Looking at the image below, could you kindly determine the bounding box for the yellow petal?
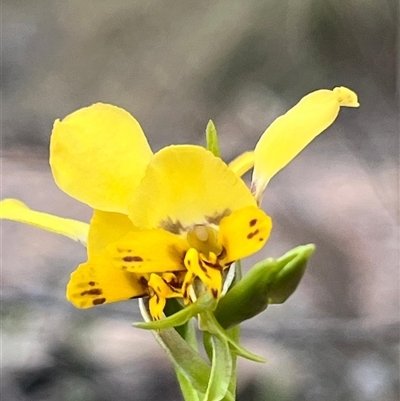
[184,248,223,298]
[67,209,147,308]
[107,229,189,274]
[87,209,135,259]
[0,199,89,245]
[218,206,272,263]
[129,145,256,230]
[149,293,166,320]
[252,87,359,199]
[228,151,255,177]
[148,272,183,320]
[66,259,147,309]
[50,103,153,213]
[148,273,182,298]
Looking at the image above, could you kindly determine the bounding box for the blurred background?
[1,0,398,400]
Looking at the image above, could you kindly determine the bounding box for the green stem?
[226,260,242,399]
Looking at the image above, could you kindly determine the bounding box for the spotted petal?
[67,210,146,308]
[218,206,272,263]
[50,103,153,213]
[67,259,147,308]
[129,145,256,230]
[107,229,189,274]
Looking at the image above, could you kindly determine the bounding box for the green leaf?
[175,368,202,401]
[204,335,233,401]
[164,298,198,349]
[138,299,211,395]
[133,293,216,330]
[268,244,315,304]
[203,331,213,362]
[206,120,221,157]
[201,311,265,363]
[226,325,240,397]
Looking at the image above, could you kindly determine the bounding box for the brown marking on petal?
[199,264,208,273]
[218,247,227,259]
[259,237,264,242]
[201,259,221,269]
[211,288,219,298]
[81,288,102,296]
[123,255,143,262]
[88,281,96,286]
[247,229,260,239]
[205,209,231,225]
[249,219,257,227]
[160,217,186,234]
[93,298,106,305]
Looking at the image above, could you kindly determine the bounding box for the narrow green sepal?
[200,311,265,363]
[206,120,221,157]
[204,335,232,401]
[268,244,315,304]
[133,293,216,330]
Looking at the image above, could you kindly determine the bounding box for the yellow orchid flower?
[1,86,358,320]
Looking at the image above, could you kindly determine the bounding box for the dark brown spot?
[81,288,102,296]
[140,277,148,286]
[123,256,143,262]
[88,281,96,286]
[247,229,260,239]
[199,264,208,273]
[156,286,161,292]
[218,247,227,259]
[202,259,220,269]
[211,288,218,298]
[259,237,264,242]
[93,298,106,305]
[249,219,257,227]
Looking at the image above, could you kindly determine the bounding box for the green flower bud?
[214,258,278,329]
[268,244,315,304]
[214,244,315,328]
